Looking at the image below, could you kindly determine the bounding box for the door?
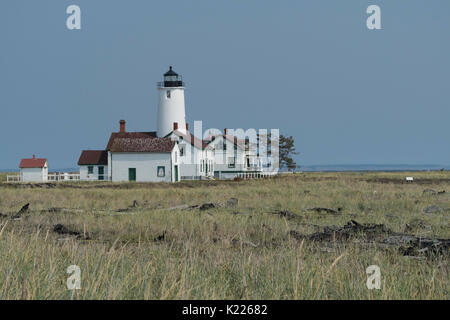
[128,168,136,181]
[98,166,104,180]
[174,165,179,182]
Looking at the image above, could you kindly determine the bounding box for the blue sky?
[1,0,449,169]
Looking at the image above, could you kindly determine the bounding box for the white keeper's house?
[78,67,271,182]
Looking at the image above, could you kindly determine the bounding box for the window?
[166,90,171,99]
[157,166,165,177]
[223,141,227,150]
[88,166,94,174]
[180,145,185,157]
[228,157,236,168]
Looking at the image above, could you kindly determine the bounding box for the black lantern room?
[162,66,184,87]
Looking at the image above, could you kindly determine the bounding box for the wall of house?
[79,165,108,181]
[176,140,200,178]
[171,145,180,182]
[211,136,247,174]
[108,151,112,179]
[21,167,45,182]
[204,149,215,176]
[110,152,176,182]
[168,134,214,180]
[43,166,48,182]
[214,171,243,180]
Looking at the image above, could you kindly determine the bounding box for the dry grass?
[0,172,449,299]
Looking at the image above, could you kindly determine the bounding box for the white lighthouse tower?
[157,66,187,137]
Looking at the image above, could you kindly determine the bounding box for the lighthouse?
[157,66,187,137]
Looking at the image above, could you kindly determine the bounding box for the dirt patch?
[272,210,300,220]
[167,198,239,211]
[53,224,90,240]
[423,189,446,195]
[289,220,449,257]
[153,231,166,242]
[367,178,450,185]
[306,207,341,214]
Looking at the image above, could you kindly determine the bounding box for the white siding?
[21,167,46,182]
[208,136,265,179]
[110,148,179,183]
[79,165,108,181]
[211,136,246,175]
[108,151,112,179]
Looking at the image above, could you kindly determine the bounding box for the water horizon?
[298,164,449,172]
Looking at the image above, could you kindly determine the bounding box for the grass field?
[0,172,448,299]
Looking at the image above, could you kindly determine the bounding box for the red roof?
[109,137,176,153]
[78,150,108,165]
[19,158,47,168]
[106,132,157,150]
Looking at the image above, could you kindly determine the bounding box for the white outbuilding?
[19,155,48,182]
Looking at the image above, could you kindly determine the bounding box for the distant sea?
[1,164,449,173]
[299,164,449,172]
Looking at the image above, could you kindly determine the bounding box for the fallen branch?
[289,220,449,257]
[305,207,341,214]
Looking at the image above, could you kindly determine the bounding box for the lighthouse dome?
[162,66,184,87]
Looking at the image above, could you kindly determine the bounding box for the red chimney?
[120,120,126,133]
[173,122,178,131]
[186,123,189,131]
[224,128,228,135]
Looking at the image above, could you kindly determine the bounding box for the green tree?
[279,135,298,171]
[255,133,299,172]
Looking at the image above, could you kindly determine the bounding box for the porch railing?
[6,173,81,183]
[6,175,21,183]
[48,173,81,181]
